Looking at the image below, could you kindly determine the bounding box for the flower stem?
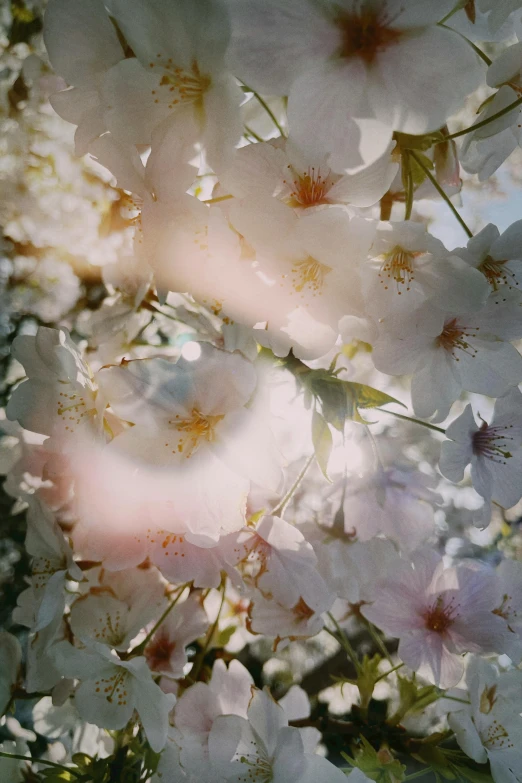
[130,583,190,656]
[381,408,446,434]
[189,577,227,682]
[439,23,492,66]
[409,150,473,238]
[326,612,361,673]
[0,752,82,778]
[441,95,522,141]
[242,83,286,137]
[244,124,264,142]
[271,453,315,517]
[202,194,234,204]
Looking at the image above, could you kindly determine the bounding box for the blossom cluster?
[1,1,522,782]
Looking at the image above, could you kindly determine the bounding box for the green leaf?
[312,410,333,480]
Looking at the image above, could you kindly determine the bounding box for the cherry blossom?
[372,298,522,421]
[229,0,483,171]
[449,656,522,783]
[51,640,176,752]
[362,550,508,687]
[102,0,242,166]
[44,0,124,155]
[208,688,347,782]
[440,388,522,518]
[454,221,522,299]
[145,592,209,677]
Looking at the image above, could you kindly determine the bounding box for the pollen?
[423,594,459,635]
[378,245,418,293]
[480,255,519,291]
[282,166,334,208]
[437,317,478,360]
[290,255,332,296]
[171,408,224,458]
[472,422,514,464]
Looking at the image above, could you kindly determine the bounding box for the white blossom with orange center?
[6,327,106,450]
[362,550,509,687]
[372,297,522,421]
[51,640,175,752]
[450,656,522,781]
[440,388,522,527]
[362,221,489,319]
[208,688,347,783]
[99,0,242,167]
[229,0,483,172]
[229,202,376,359]
[217,135,398,212]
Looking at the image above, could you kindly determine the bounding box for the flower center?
[292,597,315,621]
[169,408,224,458]
[480,255,518,291]
[422,595,457,635]
[485,720,513,750]
[336,8,402,64]
[472,421,514,464]
[146,631,177,671]
[378,246,418,293]
[239,748,273,783]
[289,255,332,295]
[148,57,211,110]
[437,318,478,359]
[479,684,498,714]
[282,166,334,208]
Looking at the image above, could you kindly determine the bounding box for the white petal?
[44,0,123,87]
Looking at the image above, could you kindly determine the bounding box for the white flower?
[20,497,83,635]
[477,0,522,32]
[440,389,522,518]
[449,656,522,783]
[98,342,282,491]
[228,0,483,171]
[6,327,105,448]
[229,203,376,359]
[219,135,398,211]
[230,515,332,612]
[492,558,522,663]
[248,591,329,646]
[0,632,22,716]
[44,0,124,154]
[372,297,522,421]
[145,592,209,677]
[173,659,254,781]
[101,0,242,166]
[51,640,176,752]
[208,688,346,782]
[362,550,508,687]
[8,255,81,323]
[362,221,489,319]
[454,222,522,303]
[69,589,158,652]
[341,466,441,551]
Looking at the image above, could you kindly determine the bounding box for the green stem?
[404,769,432,781]
[326,612,361,673]
[439,694,471,705]
[438,0,466,24]
[439,23,492,66]
[242,83,286,137]
[375,662,404,683]
[202,194,234,204]
[410,150,473,238]
[0,752,82,778]
[190,577,227,682]
[271,453,315,517]
[404,162,414,220]
[130,583,189,656]
[244,124,264,142]
[441,95,522,142]
[362,619,394,665]
[381,408,446,435]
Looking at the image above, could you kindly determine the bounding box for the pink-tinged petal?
[210,659,254,718]
[273,727,307,781]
